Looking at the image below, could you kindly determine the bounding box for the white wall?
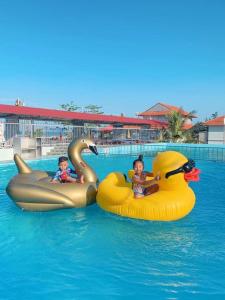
[199,132,208,143]
[143,115,167,122]
[208,126,225,144]
[41,146,54,156]
[0,148,14,161]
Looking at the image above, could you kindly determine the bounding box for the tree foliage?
[60,102,104,114]
[167,110,185,142]
[211,112,218,119]
[205,111,218,122]
[160,108,197,143]
[60,101,81,112]
[84,105,104,114]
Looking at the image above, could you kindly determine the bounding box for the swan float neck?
[68,138,98,183]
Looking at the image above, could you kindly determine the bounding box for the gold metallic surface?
[6,138,98,211]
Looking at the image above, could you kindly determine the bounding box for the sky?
[0,0,225,121]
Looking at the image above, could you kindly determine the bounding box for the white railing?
[1,122,225,161]
[0,122,160,148]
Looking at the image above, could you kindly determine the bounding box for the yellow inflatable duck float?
[6,138,98,211]
[97,151,200,221]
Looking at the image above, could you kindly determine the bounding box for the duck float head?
[97,151,200,221]
[153,151,200,191]
[6,137,98,211]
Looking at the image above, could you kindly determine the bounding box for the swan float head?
[80,138,98,155]
[68,137,98,183]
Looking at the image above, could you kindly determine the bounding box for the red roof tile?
[138,102,197,118]
[0,104,167,127]
[204,116,225,126]
[139,111,171,116]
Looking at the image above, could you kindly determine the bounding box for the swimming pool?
[0,155,225,299]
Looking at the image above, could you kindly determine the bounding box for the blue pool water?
[0,155,225,299]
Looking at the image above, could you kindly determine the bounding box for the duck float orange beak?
[184,168,200,182]
[165,159,200,182]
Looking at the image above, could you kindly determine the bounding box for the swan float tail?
[14,154,32,174]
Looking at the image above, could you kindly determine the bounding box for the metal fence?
[164,144,225,162]
[97,143,225,162]
[0,122,160,147]
[1,122,225,162]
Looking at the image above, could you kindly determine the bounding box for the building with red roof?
[138,102,197,130]
[204,116,225,126]
[0,103,169,147]
[0,103,166,129]
[204,115,225,144]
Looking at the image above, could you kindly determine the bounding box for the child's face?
[59,161,68,171]
[134,161,144,174]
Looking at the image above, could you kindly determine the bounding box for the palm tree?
[165,108,197,142]
[166,110,185,142]
[211,112,218,119]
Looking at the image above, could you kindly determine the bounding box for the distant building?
[138,102,197,129]
[0,103,168,142]
[204,116,225,144]
[0,103,166,128]
[0,121,5,144]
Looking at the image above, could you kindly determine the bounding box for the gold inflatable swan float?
[97,151,200,221]
[6,138,98,211]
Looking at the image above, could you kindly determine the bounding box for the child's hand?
[79,175,85,184]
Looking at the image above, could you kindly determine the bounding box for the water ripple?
[0,158,225,298]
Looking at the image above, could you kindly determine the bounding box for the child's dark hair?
[133,154,144,168]
[58,156,68,164]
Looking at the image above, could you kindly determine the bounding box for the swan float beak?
[89,144,98,155]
